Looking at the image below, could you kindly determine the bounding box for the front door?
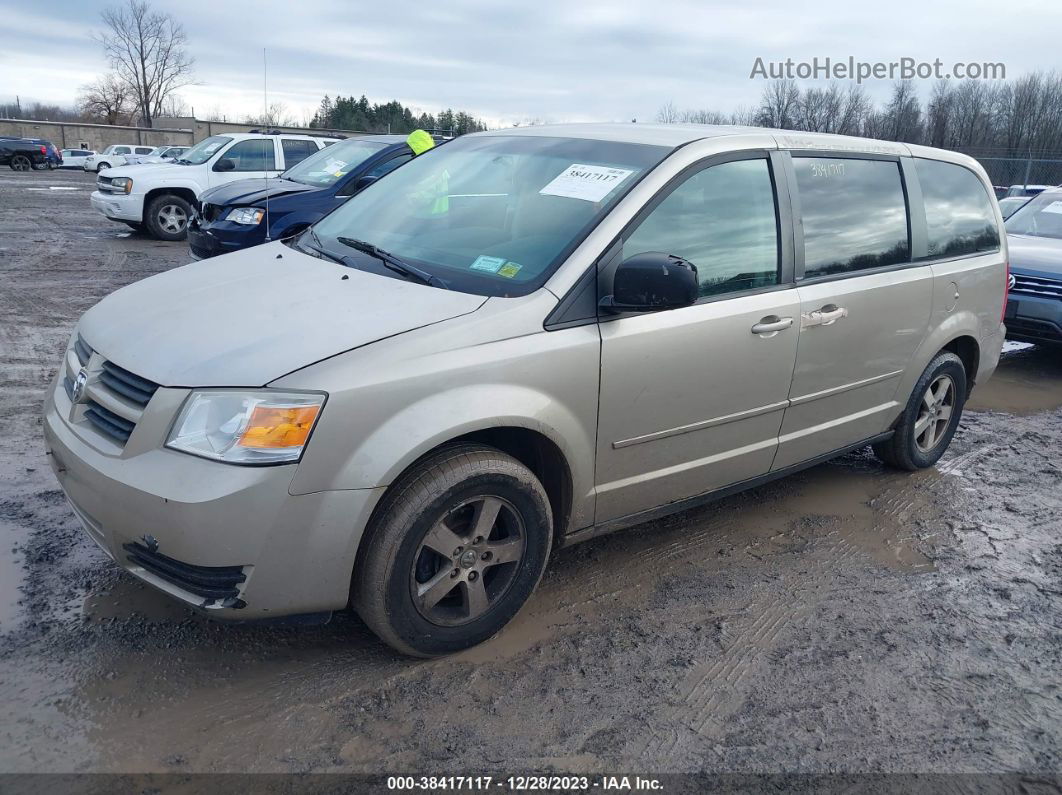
[596,155,799,523]
[208,138,282,189]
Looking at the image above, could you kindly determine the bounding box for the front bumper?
[187,214,263,259]
[90,190,144,223]
[1005,292,1062,345]
[42,363,383,619]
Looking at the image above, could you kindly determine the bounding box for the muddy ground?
[1,169,1061,778]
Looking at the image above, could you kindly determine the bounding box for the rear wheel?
[10,154,31,171]
[873,352,967,470]
[353,443,553,657]
[97,162,111,171]
[145,194,192,241]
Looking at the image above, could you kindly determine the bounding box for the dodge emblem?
[71,368,88,404]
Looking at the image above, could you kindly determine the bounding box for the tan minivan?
[44,124,1007,656]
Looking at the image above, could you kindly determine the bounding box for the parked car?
[123,145,189,166]
[60,149,97,168]
[1003,188,1062,345]
[0,136,61,170]
[998,195,1030,219]
[188,134,426,259]
[82,145,156,172]
[1005,184,1053,198]
[90,132,340,240]
[45,124,1006,656]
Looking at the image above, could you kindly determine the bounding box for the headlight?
[226,207,265,225]
[110,177,133,194]
[166,390,325,465]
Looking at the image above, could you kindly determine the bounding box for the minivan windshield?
[283,138,391,188]
[176,135,232,165]
[1005,190,1062,240]
[309,135,667,296]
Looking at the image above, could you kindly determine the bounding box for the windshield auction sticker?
[539,164,634,202]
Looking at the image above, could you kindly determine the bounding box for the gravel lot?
[1,168,1061,777]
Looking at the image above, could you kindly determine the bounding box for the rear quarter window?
[915,159,1000,258]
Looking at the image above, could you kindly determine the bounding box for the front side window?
[178,136,232,165]
[623,158,779,297]
[795,157,910,277]
[1006,190,1062,241]
[310,135,667,297]
[114,147,131,155]
[916,159,1000,256]
[223,139,276,171]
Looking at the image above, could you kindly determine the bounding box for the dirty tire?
[874,351,967,470]
[10,154,32,171]
[96,162,111,171]
[353,443,553,657]
[145,194,192,241]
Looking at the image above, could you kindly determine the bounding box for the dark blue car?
[188,134,422,259]
[1004,187,1062,345]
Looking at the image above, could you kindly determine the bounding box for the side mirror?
[213,158,235,172]
[353,175,378,192]
[601,252,699,313]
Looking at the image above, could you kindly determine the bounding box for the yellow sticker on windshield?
[497,262,522,278]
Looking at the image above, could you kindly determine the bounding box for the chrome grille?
[84,401,136,443]
[59,333,160,448]
[1011,273,1062,300]
[99,360,158,407]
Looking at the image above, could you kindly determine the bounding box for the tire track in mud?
[623,444,986,766]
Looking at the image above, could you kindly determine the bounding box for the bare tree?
[94,0,194,127]
[655,101,679,124]
[756,79,800,129]
[77,74,132,124]
[244,102,295,128]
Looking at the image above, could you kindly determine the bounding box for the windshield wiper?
[335,236,449,289]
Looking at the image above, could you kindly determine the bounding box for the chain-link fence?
[961,150,1062,192]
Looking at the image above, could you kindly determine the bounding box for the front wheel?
[352,443,553,657]
[145,194,192,241]
[873,352,967,470]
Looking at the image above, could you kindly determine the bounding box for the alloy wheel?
[157,204,188,235]
[11,155,31,171]
[410,496,526,626]
[914,374,955,453]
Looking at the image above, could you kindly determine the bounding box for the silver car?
[44,124,1007,656]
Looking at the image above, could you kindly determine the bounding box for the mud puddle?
[967,342,1062,415]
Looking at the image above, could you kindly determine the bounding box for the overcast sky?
[2,0,1059,127]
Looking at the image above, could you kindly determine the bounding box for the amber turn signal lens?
[239,405,320,449]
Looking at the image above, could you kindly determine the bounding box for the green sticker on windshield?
[497,262,522,278]
[470,255,506,273]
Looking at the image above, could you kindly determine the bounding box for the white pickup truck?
[90,132,338,240]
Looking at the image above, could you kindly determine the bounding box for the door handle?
[751,316,794,336]
[802,305,848,328]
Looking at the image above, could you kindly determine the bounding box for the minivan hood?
[79,241,487,386]
[201,178,319,208]
[1007,233,1062,276]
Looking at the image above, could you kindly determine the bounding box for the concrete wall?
[0,117,374,152]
